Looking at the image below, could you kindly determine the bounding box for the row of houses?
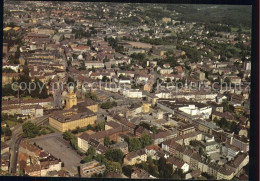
[19,140,69,177]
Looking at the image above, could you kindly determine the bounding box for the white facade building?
[122,89,143,98]
[178,105,212,119]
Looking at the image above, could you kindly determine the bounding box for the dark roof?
[152,130,172,140]
[126,149,146,160]
[106,121,121,129]
[77,98,97,107]
[233,135,249,143]
[50,106,96,123]
[79,126,129,142]
[166,157,185,168]
[96,144,108,153]
[190,169,201,178]
[218,166,234,176]
[228,152,248,169]
[175,144,185,153]
[135,126,150,135]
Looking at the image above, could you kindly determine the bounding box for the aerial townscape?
[1,1,251,180]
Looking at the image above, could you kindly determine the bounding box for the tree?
[70,136,78,150]
[217,118,229,130]
[96,121,105,131]
[79,63,86,70]
[19,170,25,176]
[158,157,173,178]
[30,79,49,99]
[87,39,92,46]
[85,91,98,101]
[123,165,134,177]
[2,127,12,136]
[175,168,185,179]
[147,156,153,165]
[224,77,231,85]
[105,161,122,174]
[81,146,96,163]
[128,138,142,152]
[158,157,167,171]
[149,164,159,177]
[150,126,158,134]
[105,149,124,163]
[172,173,181,180]
[139,161,149,171]
[221,100,230,111]
[101,101,117,109]
[87,146,96,157]
[95,154,106,164]
[130,53,146,61]
[101,76,110,82]
[62,131,78,150]
[104,136,111,146]
[199,147,204,156]
[81,155,93,163]
[140,134,153,148]
[91,65,96,72]
[230,122,238,134]
[63,131,73,140]
[166,78,171,83]
[22,121,40,138]
[67,76,76,86]
[2,83,17,97]
[140,122,150,130]
[87,124,94,130]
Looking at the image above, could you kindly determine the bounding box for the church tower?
[65,86,77,109]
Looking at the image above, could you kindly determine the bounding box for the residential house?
[166,156,189,173]
[131,168,156,179]
[124,149,147,165]
[109,141,129,155]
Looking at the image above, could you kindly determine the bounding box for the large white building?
[178,104,212,119]
[122,89,143,98]
[157,99,212,120]
[85,61,105,69]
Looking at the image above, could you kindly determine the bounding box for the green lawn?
[5,120,19,128]
[231,26,251,34]
[38,125,57,135]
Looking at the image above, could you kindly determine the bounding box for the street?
[8,115,49,174]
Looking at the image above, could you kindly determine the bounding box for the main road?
[8,115,49,174]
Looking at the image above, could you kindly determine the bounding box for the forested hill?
[166,4,251,28]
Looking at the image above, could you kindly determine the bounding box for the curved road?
[8,115,49,174]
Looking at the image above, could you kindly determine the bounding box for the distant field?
[126,41,153,49]
[166,4,252,28]
[231,27,251,33]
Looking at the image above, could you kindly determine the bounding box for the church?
[49,87,98,132]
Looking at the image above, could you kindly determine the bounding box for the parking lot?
[29,132,82,175]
